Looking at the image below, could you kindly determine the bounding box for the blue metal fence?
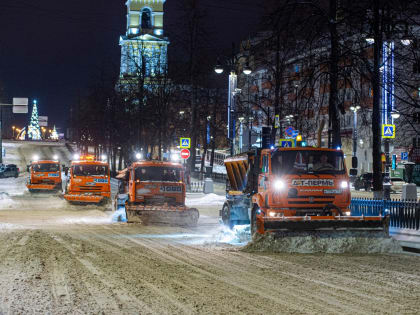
[351,198,420,231]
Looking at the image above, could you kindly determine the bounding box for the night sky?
[0,0,263,132]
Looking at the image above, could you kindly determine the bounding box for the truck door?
[258,153,270,192]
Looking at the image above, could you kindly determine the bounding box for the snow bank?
[214,225,251,245]
[186,193,225,206]
[243,231,403,254]
[0,193,16,209]
[111,208,127,222]
[0,223,23,230]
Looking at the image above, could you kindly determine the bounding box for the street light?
[12,126,15,139]
[243,62,252,75]
[214,49,252,155]
[391,110,400,119]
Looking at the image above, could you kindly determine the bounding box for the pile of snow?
[0,223,23,230]
[186,193,225,206]
[243,231,402,254]
[56,215,112,225]
[0,193,16,209]
[111,208,127,222]
[215,225,251,245]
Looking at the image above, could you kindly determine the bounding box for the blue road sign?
[279,139,294,148]
[180,138,191,148]
[285,126,294,137]
[292,130,299,138]
[382,124,395,138]
[401,152,408,160]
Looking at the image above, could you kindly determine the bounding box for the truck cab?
[121,161,186,206]
[27,160,61,192]
[256,147,350,217]
[64,156,111,204]
[115,160,199,226]
[223,146,386,236]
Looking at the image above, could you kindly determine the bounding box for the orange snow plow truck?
[64,156,111,204]
[27,160,62,192]
[222,147,389,237]
[115,160,199,226]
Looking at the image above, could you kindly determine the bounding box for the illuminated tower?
[119,0,169,82]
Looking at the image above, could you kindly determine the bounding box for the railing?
[351,198,420,231]
[191,171,227,183]
[188,181,204,193]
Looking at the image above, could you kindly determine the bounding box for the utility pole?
[328,0,341,149]
[372,0,383,194]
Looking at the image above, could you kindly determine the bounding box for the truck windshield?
[271,150,345,175]
[33,163,59,172]
[134,166,182,182]
[72,164,108,176]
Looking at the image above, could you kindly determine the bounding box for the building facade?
[236,31,420,174]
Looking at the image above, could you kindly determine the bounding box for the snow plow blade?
[263,215,389,236]
[27,184,60,191]
[64,194,108,204]
[126,204,199,227]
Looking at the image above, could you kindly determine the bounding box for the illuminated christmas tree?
[27,100,41,140]
[50,125,59,140]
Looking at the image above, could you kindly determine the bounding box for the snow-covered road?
[0,141,419,314]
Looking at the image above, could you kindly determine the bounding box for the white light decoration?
[73,154,80,160]
[50,125,59,140]
[136,153,142,160]
[53,155,58,160]
[101,155,107,161]
[28,100,41,140]
[33,155,39,161]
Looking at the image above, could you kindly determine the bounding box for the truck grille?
[78,186,102,191]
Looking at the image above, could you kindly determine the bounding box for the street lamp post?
[214,48,252,156]
[350,105,361,159]
[12,126,15,139]
[238,116,245,153]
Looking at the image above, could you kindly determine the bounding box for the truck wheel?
[221,203,232,229]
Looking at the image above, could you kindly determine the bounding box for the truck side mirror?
[352,156,358,169]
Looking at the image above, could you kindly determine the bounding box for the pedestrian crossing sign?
[279,139,295,148]
[382,124,395,139]
[180,138,191,148]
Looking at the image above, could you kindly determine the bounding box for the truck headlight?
[274,179,285,191]
[340,181,349,189]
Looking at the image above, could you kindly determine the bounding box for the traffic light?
[296,134,303,147]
